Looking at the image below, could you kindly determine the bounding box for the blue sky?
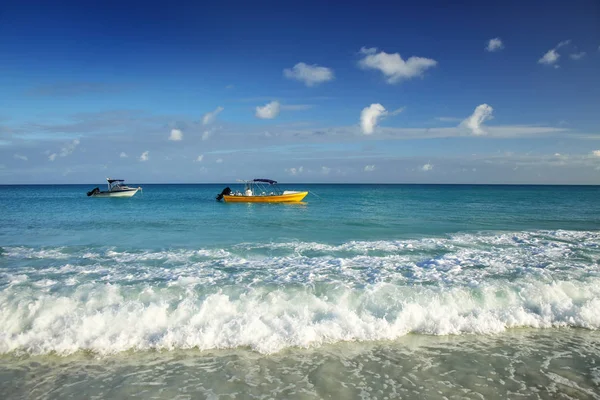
[1,0,599,184]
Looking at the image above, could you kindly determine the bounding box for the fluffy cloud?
[460,104,494,135]
[486,38,504,52]
[570,52,586,60]
[283,62,334,87]
[169,128,183,141]
[48,153,57,161]
[538,49,560,65]
[364,165,376,172]
[202,106,224,125]
[421,163,434,171]
[13,154,28,161]
[139,151,149,162]
[120,152,128,158]
[256,101,280,119]
[360,103,387,134]
[195,154,204,162]
[592,150,600,157]
[538,40,572,66]
[358,47,437,84]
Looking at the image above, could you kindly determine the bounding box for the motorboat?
[87,178,142,198]
[216,179,307,203]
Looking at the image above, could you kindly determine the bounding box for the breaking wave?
[1,230,599,355]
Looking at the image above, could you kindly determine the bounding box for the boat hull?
[223,191,308,203]
[90,188,141,198]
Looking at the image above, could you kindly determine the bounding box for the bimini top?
[253,178,277,184]
[107,178,125,183]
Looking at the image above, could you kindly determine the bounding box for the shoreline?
[2,328,599,399]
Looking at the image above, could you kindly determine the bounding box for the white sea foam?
[3,246,70,259]
[1,230,599,355]
[1,277,600,355]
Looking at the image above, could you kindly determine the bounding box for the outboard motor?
[216,187,231,201]
[87,187,100,197]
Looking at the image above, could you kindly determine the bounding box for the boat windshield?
[107,179,127,190]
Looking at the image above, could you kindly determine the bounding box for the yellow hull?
[223,191,308,203]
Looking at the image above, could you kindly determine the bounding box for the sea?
[1,184,599,399]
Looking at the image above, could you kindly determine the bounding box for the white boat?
[87,178,142,198]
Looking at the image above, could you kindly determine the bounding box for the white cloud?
[486,38,504,52]
[360,103,388,135]
[283,62,334,87]
[60,139,80,157]
[139,151,149,162]
[169,128,183,141]
[202,130,212,141]
[359,47,378,55]
[538,49,560,65]
[13,154,28,161]
[556,40,571,48]
[358,48,437,84]
[216,158,223,163]
[256,101,280,119]
[195,154,204,162]
[460,104,494,135]
[538,40,573,66]
[48,139,80,161]
[286,166,304,175]
[390,107,405,116]
[364,165,376,172]
[570,52,586,60]
[202,106,224,125]
[592,150,600,157]
[421,163,434,171]
[120,152,128,158]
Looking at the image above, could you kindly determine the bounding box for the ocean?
[1,184,599,399]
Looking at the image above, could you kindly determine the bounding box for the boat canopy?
[107,178,125,184]
[253,179,277,184]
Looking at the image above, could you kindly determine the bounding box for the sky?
[1,0,599,184]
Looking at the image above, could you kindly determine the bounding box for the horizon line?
[1,182,599,186]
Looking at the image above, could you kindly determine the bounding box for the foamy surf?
[1,229,599,356]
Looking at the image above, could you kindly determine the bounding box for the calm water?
[1,184,600,399]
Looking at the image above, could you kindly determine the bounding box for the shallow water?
[2,329,599,399]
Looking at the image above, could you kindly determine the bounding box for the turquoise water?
[1,184,600,398]
[2,184,599,247]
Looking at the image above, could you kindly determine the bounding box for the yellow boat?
[216,179,308,203]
